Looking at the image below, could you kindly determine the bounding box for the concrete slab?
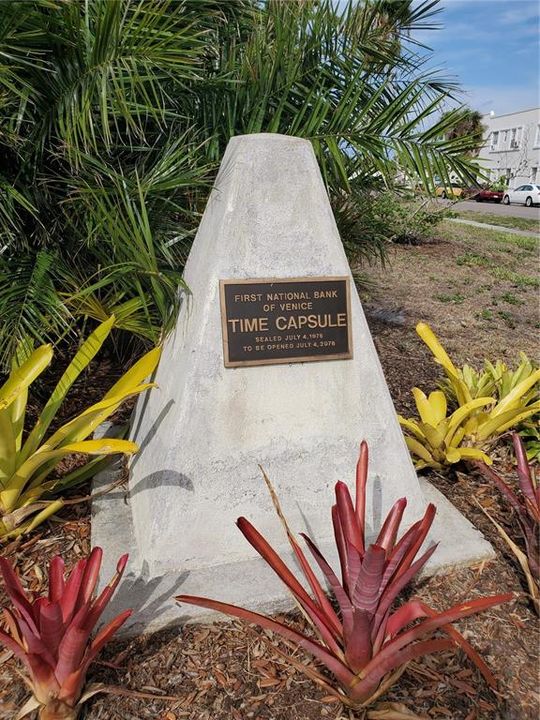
[92,133,494,635]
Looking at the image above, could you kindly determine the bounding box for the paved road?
[439,198,540,221]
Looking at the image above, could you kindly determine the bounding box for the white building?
[478,107,540,187]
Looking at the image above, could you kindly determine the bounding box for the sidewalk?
[449,216,539,238]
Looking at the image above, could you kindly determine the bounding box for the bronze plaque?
[219,276,353,368]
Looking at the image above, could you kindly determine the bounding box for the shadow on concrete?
[130,398,175,466]
[103,566,190,635]
[129,469,194,497]
[371,475,382,538]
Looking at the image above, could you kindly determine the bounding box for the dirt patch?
[361,221,539,375]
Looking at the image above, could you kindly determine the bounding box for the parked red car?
[474,188,503,203]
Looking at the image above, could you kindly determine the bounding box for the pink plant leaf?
[396,504,436,577]
[301,532,354,635]
[355,441,369,546]
[372,543,439,642]
[345,538,363,599]
[364,593,513,682]
[57,666,88,707]
[236,518,343,655]
[344,608,372,672]
[59,609,133,703]
[282,529,342,639]
[375,498,407,553]
[332,504,350,592]
[413,599,499,688]
[38,599,64,658]
[176,594,355,687]
[86,609,133,664]
[349,638,456,701]
[385,599,428,639]
[379,519,428,591]
[26,652,61,702]
[76,547,103,610]
[335,481,364,556]
[82,553,129,633]
[0,558,39,635]
[16,616,56,669]
[48,556,65,603]
[352,544,386,614]
[237,517,315,608]
[55,619,91,687]
[512,433,537,507]
[60,558,87,624]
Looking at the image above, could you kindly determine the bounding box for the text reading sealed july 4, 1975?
[219,276,353,367]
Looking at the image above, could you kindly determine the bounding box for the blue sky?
[412,0,540,116]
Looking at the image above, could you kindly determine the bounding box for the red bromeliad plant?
[0,547,131,720]
[474,432,540,615]
[177,442,513,708]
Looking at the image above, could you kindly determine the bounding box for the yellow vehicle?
[435,182,465,199]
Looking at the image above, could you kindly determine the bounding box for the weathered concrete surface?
[92,134,494,634]
[92,450,494,636]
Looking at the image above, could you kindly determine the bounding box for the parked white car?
[502,184,540,207]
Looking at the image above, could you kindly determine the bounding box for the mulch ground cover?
[1,222,539,719]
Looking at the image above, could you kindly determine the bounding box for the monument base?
[92,441,494,637]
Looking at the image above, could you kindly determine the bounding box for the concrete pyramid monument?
[93,134,492,634]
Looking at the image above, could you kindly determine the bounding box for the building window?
[532,167,538,183]
[491,131,499,149]
[510,128,517,148]
[535,124,540,147]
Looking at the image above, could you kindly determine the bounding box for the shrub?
[0,317,160,539]
[177,442,512,708]
[336,190,449,263]
[0,547,131,720]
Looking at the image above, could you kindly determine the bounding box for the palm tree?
[0,0,482,366]
[441,107,486,156]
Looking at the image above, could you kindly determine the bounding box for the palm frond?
[0,0,485,364]
[0,250,72,368]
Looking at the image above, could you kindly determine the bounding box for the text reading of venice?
[219,277,352,367]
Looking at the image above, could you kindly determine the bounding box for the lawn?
[452,211,540,234]
[361,220,539,385]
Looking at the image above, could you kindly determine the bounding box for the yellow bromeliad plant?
[0,316,161,540]
[416,322,540,409]
[399,323,540,470]
[399,389,495,470]
[438,352,537,407]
